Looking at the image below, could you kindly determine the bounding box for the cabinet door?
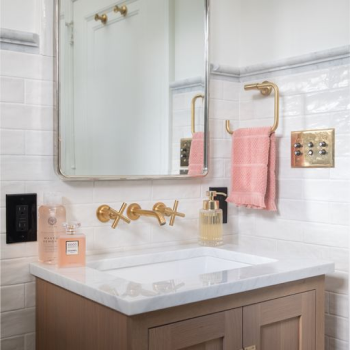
[149,308,242,350]
[243,291,316,350]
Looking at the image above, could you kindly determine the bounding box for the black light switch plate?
[209,187,228,224]
[6,194,37,244]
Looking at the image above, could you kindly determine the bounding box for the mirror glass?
[57,0,209,179]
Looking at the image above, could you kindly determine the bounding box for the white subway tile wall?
[235,65,350,350]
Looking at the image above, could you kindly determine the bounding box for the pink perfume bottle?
[57,222,86,268]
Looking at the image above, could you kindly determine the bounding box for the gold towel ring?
[191,94,205,135]
[226,81,280,135]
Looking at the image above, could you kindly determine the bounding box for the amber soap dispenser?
[199,191,227,247]
[57,222,86,268]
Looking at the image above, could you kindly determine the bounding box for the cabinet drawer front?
[149,308,242,350]
[243,291,316,350]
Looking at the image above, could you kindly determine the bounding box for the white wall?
[211,0,350,68]
[174,0,205,81]
[0,0,41,33]
[239,0,350,66]
[210,0,240,67]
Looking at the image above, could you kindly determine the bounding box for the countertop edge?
[30,261,334,316]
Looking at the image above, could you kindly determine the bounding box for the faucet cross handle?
[96,203,130,229]
[109,203,131,229]
[153,200,185,226]
[169,200,185,226]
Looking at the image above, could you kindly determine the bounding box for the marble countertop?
[30,244,334,316]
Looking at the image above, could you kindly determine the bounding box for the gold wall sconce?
[153,200,185,226]
[96,203,130,229]
[114,5,128,16]
[226,81,280,135]
[95,13,108,24]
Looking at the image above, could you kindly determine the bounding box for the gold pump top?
[203,191,227,210]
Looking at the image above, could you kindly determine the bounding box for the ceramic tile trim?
[211,45,350,81]
[170,76,205,93]
[0,28,40,54]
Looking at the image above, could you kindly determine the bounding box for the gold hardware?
[203,191,227,210]
[153,200,185,226]
[94,13,108,24]
[127,203,166,226]
[96,203,131,229]
[191,94,205,135]
[291,128,335,168]
[113,5,128,16]
[226,81,279,135]
[180,138,192,168]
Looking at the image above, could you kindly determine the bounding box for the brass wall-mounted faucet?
[126,204,166,226]
[96,203,130,229]
[153,200,185,226]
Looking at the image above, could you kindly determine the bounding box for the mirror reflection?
[58,0,208,179]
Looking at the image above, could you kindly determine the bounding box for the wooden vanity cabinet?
[243,291,316,350]
[149,308,243,350]
[149,291,316,350]
[36,276,325,350]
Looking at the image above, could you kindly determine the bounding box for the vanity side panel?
[314,275,325,349]
[36,278,131,350]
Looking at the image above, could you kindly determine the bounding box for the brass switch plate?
[291,129,335,168]
[180,138,192,167]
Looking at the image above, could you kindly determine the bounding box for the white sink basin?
[87,247,276,284]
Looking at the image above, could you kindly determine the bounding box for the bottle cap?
[63,222,81,235]
[203,191,227,210]
[43,192,62,206]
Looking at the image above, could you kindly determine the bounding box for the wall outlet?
[6,194,37,244]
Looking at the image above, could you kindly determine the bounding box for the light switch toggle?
[319,149,327,155]
[294,143,302,148]
[319,141,327,147]
[294,150,302,156]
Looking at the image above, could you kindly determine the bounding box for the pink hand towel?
[226,127,277,211]
[188,132,204,176]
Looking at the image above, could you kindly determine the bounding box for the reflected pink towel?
[188,132,204,176]
[226,127,277,211]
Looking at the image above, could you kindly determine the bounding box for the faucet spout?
[127,204,166,226]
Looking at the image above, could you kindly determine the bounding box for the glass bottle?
[199,191,227,247]
[57,222,86,268]
[38,193,66,264]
